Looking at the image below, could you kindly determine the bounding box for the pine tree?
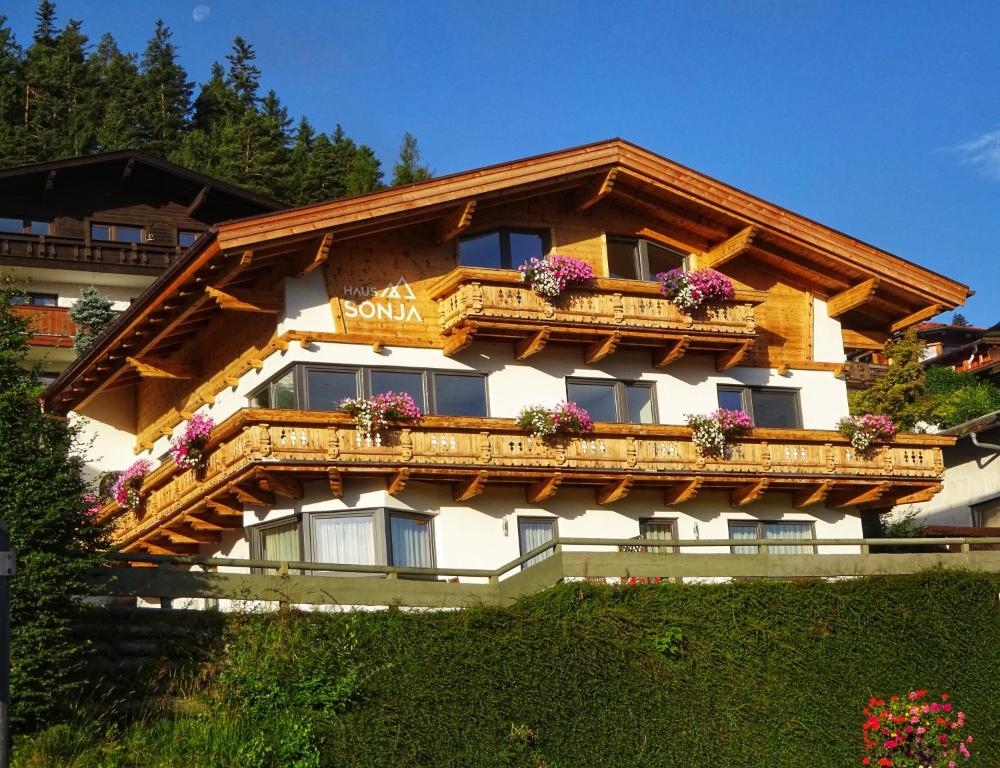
[190,61,237,132]
[32,0,57,44]
[951,313,971,328]
[91,33,143,150]
[288,116,315,205]
[138,19,192,156]
[68,286,116,355]
[391,131,431,186]
[849,329,929,431]
[0,16,24,166]
[345,144,383,195]
[0,276,106,731]
[225,36,260,111]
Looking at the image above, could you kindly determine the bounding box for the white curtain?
[313,515,376,565]
[729,523,758,555]
[519,520,555,569]
[640,521,674,553]
[765,522,813,554]
[389,515,432,568]
[260,523,300,574]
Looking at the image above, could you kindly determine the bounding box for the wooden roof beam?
[525,473,562,504]
[142,540,199,556]
[436,200,477,243]
[891,304,944,333]
[233,483,275,507]
[827,278,880,318]
[699,226,758,270]
[256,471,303,499]
[206,496,244,516]
[44,169,56,191]
[205,285,282,314]
[454,471,488,502]
[126,356,194,380]
[842,328,888,351]
[163,526,218,545]
[121,156,135,179]
[186,185,210,216]
[296,232,333,278]
[576,168,619,212]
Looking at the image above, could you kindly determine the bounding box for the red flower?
[862,759,870,766]
[941,693,949,701]
[879,758,893,767]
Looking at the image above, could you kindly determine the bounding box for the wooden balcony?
[429,268,765,370]
[0,232,181,274]
[841,361,889,389]
[99,409,950,554]
[13,305,75,347]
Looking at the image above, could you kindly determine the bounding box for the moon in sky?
[192,5,211,22]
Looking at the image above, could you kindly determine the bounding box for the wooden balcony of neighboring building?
[429,268,765,370]
[840,361,890,389]
[98,409,951,555]
[13,305,75,348]
[0,232,182,275]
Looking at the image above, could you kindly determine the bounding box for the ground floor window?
[638,518,677,553]
[728,520,815,554]
[250,508,435,572]
[518,517,556,569]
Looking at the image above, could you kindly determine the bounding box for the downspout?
[969,432,1000,452]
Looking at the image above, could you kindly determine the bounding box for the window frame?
[606,235,688,281]
[727,520,817,554]
[248,514,304,573]
[458,227,551,270]
[89,221,145,244]
[972,496,1000,528]
[637,518,678,554]
[177,229,204,248]
[716,385,803,429]
[517,516,558,570]
[0,216,52,235]
[565,377,658,425]
[10,292,58,307]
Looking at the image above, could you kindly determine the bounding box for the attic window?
[607,237,686,281]
[91,223,144,244]
[459,228,548,270]
[178,230,202,248]
[0,217,51,235]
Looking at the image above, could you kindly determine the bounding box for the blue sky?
[6,1,999,325]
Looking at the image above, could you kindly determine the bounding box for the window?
[717,386,801,429]
[252,508,436,573]
[249,365,488,417]
[972,497,1000,528]
[178,230,202,248]
[518,517,556,570]
[0,217,51,235]
[459,228,549,270]
[606,237,686,281]
[566,379,656,424]
[728,520,815,554]
[90,223,144,243]
[9,292,58,307]
[638,519,676,553]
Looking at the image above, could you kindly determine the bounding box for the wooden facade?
[41,139,971,555]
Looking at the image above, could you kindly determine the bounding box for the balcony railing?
[0,232,181,271]
[429,268,764,367]
[100,409,950,550]
[13,305,75,347]
[841,361,889,389]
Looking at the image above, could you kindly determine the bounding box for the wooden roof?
[42,138,971,414]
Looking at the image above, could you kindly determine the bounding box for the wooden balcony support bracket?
[44,169,56,192]
[442,323,478,357]
[143,540,199,557]
[256,470,304,499]
[514,326,550,361]
[842,328,888,351]
[183,511,240,531]
[186,185,210,216]
[584,331,621,365]
[206,496,244,517]
[233,482,275,508]
[297,232,333,278]
[328,468,344,498]
[238,249,256,268]
[454,471,489,502]
[866,483,944,509]
[126,356,194,380]
[387,468,411,496]
[663,478,703,505]
[205,285,282,314]
[891,304,944,333]
[826,278,880,318]
[576,168,619,212]
[826,482,892,509]
[164,526,218,545]
[893,483,943,506]
[716,339,753,372]
[436,200,477,243]
[652,336,690,369]
[525,473,562,504]
[793,480,833,509]
[121,156,135,179]
[730,479,770,507]
[597,476,633,505]
[699,226,758,270]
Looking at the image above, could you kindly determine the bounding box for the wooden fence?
[87,537,1000,610]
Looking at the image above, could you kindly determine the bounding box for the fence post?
[0,524,16,768]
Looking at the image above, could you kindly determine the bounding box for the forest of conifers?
[0,1,432,205]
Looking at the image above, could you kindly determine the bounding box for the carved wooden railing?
[101,409,950,545]
[428,268,763,359]
[841,361,889,389]
[13,305,75,346]
[0,232,181,271]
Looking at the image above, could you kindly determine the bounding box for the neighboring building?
[42,139,965,577]
[917,322,1000,384]
[906,411,1000,529]
[0,150,280,378]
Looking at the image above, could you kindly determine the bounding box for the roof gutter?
[970,432,1000,452]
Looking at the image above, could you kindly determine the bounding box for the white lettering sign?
[341,276,423,324]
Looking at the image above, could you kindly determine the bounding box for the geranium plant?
[862,690,971,768]
[111,459,152,512]
[657,268,735,312]
[516,402,594,440]
[339,391,422,440]
[519,254,595,299]
[838,413,897,454]
[685,408,752,457]
[169,412,215,470]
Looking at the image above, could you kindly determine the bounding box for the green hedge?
[17,570,1000,767]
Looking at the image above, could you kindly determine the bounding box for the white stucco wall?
[812,297,846,364]
[906,431,1000,526]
